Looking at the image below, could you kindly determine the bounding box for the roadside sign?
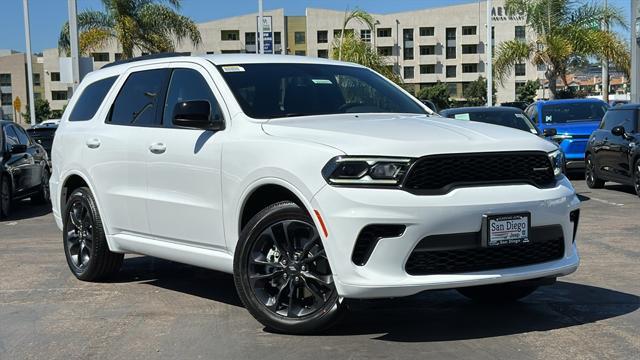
[257,16,273,54]
[13,96,21,113]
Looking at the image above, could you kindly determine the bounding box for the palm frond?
[493,40,534,83]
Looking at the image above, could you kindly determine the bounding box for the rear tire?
[63,187,123,281]
[0,174,11,219]
[234,201,343,334]
[457,282,538,303]
[585,154,605,189]
[31,166,50,204]
[633,159,640,198]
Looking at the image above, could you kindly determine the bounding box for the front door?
[145,65,227,249]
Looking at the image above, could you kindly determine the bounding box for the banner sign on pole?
[257,16,273,54]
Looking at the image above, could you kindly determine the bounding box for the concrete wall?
[0,52,44,125]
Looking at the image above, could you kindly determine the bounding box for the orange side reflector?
[314,210,329,238]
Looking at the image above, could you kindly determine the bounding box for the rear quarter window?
[69,76,118,122]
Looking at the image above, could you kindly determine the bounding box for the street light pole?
[632,0,639,103]
[22,0,36,126]
[601,0,609,103]
[486,0,493,106]
[68,0,80,91]
[258,0,264,55]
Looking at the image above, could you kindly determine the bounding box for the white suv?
[51,54,580,333]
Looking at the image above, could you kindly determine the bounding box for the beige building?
[6,0,543,116]
[0,50,44,124]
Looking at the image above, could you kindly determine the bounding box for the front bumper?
[311,177,580,299]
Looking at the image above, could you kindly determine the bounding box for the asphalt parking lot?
[0,179,638,360]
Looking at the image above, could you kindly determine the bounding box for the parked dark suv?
[585,104,640,197]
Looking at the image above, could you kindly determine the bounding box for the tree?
[331,32,401,84]
[337,9,375,61]
[417,82,450,110]
[22,99,52,123]
[494,0,630,99]
[516,80,540,103]
[463,76,497,106]
[58,0,202,59]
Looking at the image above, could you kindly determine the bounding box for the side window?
[108,69,169,126]
[69,76,117,121]
[599,111,613,129]
[4,126,19,147]
[617,110,635,132]
[163,68,224,127]
[13,126,30,145]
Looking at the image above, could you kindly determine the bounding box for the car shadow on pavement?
[326,281,639,342]
[604,184,637,196]
[0,199,51,222]
[108,255,242,307]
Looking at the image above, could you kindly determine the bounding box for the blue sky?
[1,0,633,53]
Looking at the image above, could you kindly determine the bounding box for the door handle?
[86,138,101,149]
[149,142,166,154]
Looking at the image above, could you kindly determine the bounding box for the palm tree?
[59,0,201,59]
[494,0,630,99]
[337,9,376,61]
[331,32,401,84]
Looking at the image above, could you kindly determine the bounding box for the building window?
[33,73,41,86]
[403,66,414,80]
[51,90,68,101]
[245,32,256,45]
[1,93,12,106]
[419,27,434,36]
[462,44,478,54]
[462,63,478,73]
[515,63,526,76]
[114,53,123,61]
[419,45,436,55]
[515,26,526,41]
[206,51,215,55]
[0,73,11,87]
[377,28,392,37]
[420,64,436,74]
[462,26,477,36]
[274,32,281,45]
[446,46,456,59]
[360,29,371,42]
[377,46,393,56]
[50,72,60,82]
[446,28,456,59]
[295,32,306,45]
[34,92,42,100]
[221,30,239,41]
[446,65,456,78]
[317,30,328,44]
[403,48,414,60]
[403,28,414,41]
[294,50,306,56]
[317,49,328,58]
[515,81,526,97]
[221,50,241,54]
[446,28,456,40]
[92,52,109,62]
[447,82,458,96]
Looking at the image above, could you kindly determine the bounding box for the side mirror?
[10,144,27,154]
[172,100,224,131]
[611,126,625,137]
[543,128,557,137]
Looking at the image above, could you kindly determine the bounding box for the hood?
[539,121,600,137]
[262,114,557,157]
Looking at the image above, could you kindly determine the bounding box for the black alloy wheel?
[634,159,640,197]
[0,175,10,219]
[234,201,343,334]
[585,155,604,189]
[63,187,123,281]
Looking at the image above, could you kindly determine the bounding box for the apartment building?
[0,50,44,123]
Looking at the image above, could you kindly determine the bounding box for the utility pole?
[486,0,493,106]
[68,0,80,91]
[602,0,609,103]
[632,0,640,103]
[22,0,36,126]
[258,0,264,54]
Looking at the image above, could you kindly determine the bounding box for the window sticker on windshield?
[454,113,470,120]
[312,79,332,85]
[222,65,245,73]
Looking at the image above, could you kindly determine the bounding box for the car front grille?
[402,152,555,195]
[405,226,565,275]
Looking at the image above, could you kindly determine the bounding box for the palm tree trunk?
[546,71,558,100]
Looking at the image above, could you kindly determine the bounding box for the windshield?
[444,110,539,134]
[541,102,608,124]
[216,63,427,119]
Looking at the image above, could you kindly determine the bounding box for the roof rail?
[102,52,189,69]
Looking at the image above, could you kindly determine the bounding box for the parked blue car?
[525,99,609,171]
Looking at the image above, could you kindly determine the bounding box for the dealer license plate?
[487,213,530,247]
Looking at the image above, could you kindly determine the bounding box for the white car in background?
[51,54,580,334]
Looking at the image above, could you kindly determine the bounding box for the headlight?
[322,156,413,186]
[548,150,564,177]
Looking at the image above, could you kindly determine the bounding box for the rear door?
[12,124,44,190]
[610,109,637,179]
[3,125,33,195]
[144,63,228,249]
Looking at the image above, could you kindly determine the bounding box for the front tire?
[63,187,123,281]
[0,174,11,219]
[457,282,538,303]
[31,166,50,204]
[234,201,343,334]
[585,154,605,189]
[633,159,640,198]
